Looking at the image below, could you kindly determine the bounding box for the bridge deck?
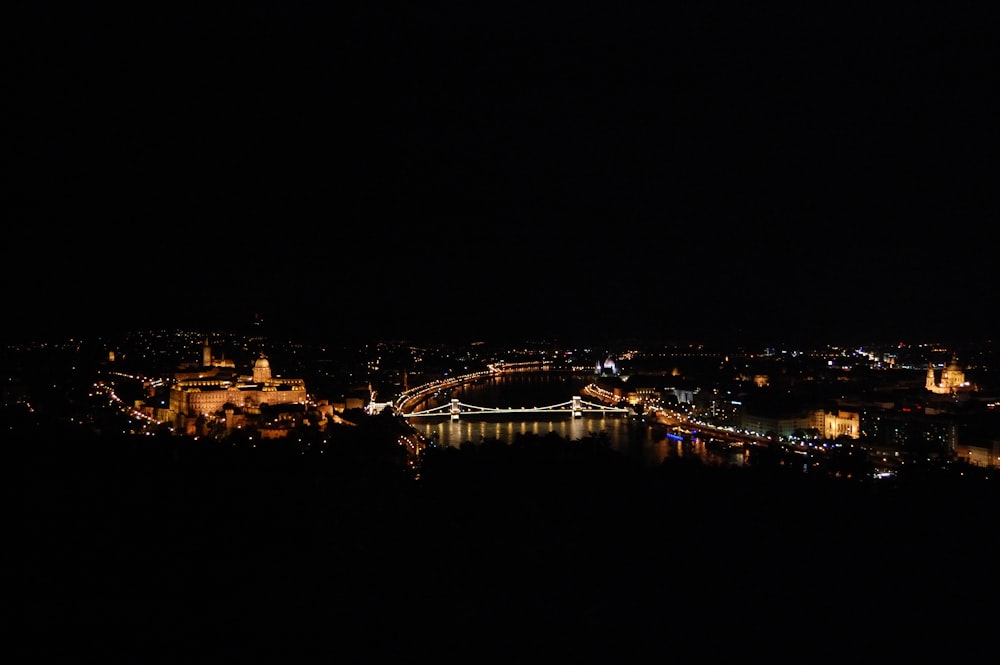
[403,399,630,418]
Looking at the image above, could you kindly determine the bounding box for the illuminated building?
[168,339,308,434]
[823,409,860,440]
[925,354,973,395]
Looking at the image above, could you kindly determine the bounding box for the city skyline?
[14,311,1000,642]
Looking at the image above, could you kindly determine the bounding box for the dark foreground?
[17,421,1000,659]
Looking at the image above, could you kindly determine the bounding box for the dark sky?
[9,4,998,346]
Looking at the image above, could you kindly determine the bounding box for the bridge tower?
[572,395,583,417]
[450,398,461,420]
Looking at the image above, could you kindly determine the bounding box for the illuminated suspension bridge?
[403,396,630,420]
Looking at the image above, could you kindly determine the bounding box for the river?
[405,372,745,468]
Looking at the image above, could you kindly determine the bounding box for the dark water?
[407,372,744,467]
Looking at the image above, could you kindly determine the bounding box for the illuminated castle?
[168,338,308,432]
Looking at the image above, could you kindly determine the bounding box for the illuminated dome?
[252,355,273,384]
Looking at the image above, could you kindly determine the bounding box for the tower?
[925,363,937,392]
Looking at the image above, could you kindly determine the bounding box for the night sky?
[10,4,998,345]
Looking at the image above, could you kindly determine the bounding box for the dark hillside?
[17,415,1000,656]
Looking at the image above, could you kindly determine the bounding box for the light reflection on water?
[407,373,744,468]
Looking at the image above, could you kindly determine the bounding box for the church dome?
[254,356,270,370]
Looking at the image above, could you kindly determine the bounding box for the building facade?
[925,355,971,394]
[168,340,308,434]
